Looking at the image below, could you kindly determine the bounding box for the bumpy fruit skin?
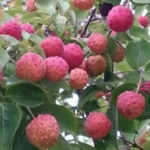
[87,33,108,54]
[86,55,107,77]
[139,82,150,94]
[69,68,88,90]
[138,16,149,28]
[107,5,134,32]
[40,37,64,57]
[72,0,94,10]
[26,114,59,149]
[84,112,112,139]
[16,52,46,82]
[117,91,145,119]
[63,43,84,70]
[21,23,35,34]
[78,60,87,72]
[112,45,125,62]
[26,0,37,12]
[45,56,69,82]
[0,21,22,40]
[95,91,104,99]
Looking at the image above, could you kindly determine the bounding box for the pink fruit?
[84,112,112,139]
[138,16,149,28]
[21,23,35,34]
[69,68,88,90]
[26,0,37,12]
[86,55,107,77]
[0,70,3,83]
[72,0,94,10]
[112,44,125,63]
[45,56,69,82]
[117,91,145,119]
[87,33,108,54]
[16,52,46,82]
[0,21,22,40]
[63,43,84,70]
[26,114,59,149]
[107,5,134,32]
[139,81,150,94]
[40,37,64,57]
[78,59,87,72]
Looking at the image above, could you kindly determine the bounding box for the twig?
[136,76,142,93]
[120,133,130,150]
[80,8,96,38]
[26,107,35,118]
[119,136,144,150]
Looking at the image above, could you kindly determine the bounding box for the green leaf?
[6,82,46,108]
[78,142,98,150]
[125,39,150,70]
[49,135,72,150]
[57,0,70,13]
[141,62,150,80]
[77,85,100,110]
[107,37,117,56]
[132,0,150,3]
[3,62,15,77]
[32,103,76,132]
[0,103,21,150]
[0,47,10,70]
[28,34,43,44]
[12,117,38,150]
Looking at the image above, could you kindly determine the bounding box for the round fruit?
[45,56,69,82]
[26,0,37,12]
[21,23,35,34]
[72,0,94,10]
[116,91,145,119]
[112,44,125,63]
[63,43,84,70]
[107,5,134,32]
[94,91,104,99]
[139,81,150,94]
[0,21,22,40]
[78,59,87,72]
[86,55,107,77]
[69,68,89,90]
[16,52,46,82]
[138,16,149,28]
[26,114,59,149]
[84,112,112,139]
[40,37,64,57]
[87,33,108,54]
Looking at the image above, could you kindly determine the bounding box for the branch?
[80,8,97,38]
[119,136,144,150]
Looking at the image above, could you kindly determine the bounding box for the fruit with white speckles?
[16,52,46,82]
[44,56,69,82]
[26,114,59,149]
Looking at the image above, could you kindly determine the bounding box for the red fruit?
[88,33,108,54]
[94,91,104,99]
[107,5,134,32]
[26,0,37,12]
[78,59,87,71]
[21,23,35,34]
[63,43,84,70]
[26,114,59,149]
[40,37,64,57]
[117,91,145,119]
[0,21,22,40]
[16,52,46,82]
[0,70,3,83]
[72,0,94,10]
[84,112,112,139]
[138,16,149,28]
[139,81,150,94]
[69,68,88,90]
[110,31,116,37]
[112,44,125,63]
[86,55,107,77]
[45,56,69,82]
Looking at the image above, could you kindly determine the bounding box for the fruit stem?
[26,107,35,118]
[136,76,142,93]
